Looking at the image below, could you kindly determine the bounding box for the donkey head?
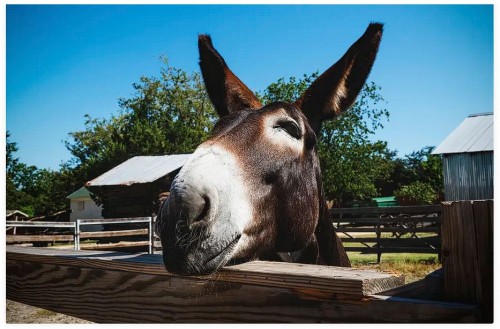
[158,23,383,275]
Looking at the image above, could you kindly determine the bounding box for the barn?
[85,154,191,218]
[433,113,493,201]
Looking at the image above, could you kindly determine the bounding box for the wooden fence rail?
[5,201,492,323]
[6,246,479,323]
[330,205,442,262]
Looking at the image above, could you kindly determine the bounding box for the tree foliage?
[65,57,217,185]
[395,181,437,205]
[388,146,443,204]
[258,74,392,206]
[7,60,445,216]
[6,132,69,216]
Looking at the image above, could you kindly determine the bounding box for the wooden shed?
[6,210,29,222]
[433,113,493,201]
[67,187,103,231]
[85,154,191,218]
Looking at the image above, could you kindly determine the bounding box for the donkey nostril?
[264,171,278,185]
[169,184,217,229]
[191,196,211,225]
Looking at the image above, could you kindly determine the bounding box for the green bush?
[395,181,436,205]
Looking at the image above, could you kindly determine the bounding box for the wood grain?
[6,246,478,323]
[6,246,403,297]
[441,200,493,322]
[330,205,441,215]
[80,229,148,239]
[7,234,75,243]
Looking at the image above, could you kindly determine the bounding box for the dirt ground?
[6,300,93,324]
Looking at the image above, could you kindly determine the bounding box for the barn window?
[78,201,85,211]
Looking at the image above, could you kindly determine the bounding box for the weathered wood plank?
[344,247,440,254]
[80,229,148,239]
[80,241,150,250]
[340,237,441,244]
[6,246,403,297]
[472,200,493,322]
[442,201,476,302]
[6,234,74,243]
[6,246,478,323]
[330,205,441,215]
[6,221,75,228]
[441,200,493,323]
[334,217,441,224]
[335,227,440,233]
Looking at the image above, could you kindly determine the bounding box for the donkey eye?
[275,120,302,139]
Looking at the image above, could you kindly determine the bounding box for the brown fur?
[159,23,383,274]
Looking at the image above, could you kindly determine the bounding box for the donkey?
[158,23,383,275]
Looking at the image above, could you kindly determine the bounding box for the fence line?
[6,245,480,323]
[5,217,154,254]
[330,205,442,262]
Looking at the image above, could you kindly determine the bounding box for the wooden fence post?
[441,200,493,322]
[376,220,381,263]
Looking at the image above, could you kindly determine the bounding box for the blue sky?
[6,4,493,170]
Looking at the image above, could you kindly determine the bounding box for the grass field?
[337,231,441,283]
[349,252,441,283]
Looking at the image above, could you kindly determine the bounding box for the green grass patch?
[348,251,441,284]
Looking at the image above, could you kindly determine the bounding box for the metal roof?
[433,113,493,154]
[86,154,191,187]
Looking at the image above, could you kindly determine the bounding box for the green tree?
[390,146,443,204]
[403,146,443,193]
[7,131,35,215]
[258,75,392,206]
[395,181,437,205]
[65,58,217,185]
[6,132,68,216]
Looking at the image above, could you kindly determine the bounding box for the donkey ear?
[294,23,383,133]
[198,34,262,117]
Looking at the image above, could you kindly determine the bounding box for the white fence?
[6,217,154,254]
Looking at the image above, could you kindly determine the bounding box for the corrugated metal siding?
[443,152,493,201]
[433,113,493,154]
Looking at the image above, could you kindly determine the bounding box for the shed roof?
[67,187,92,199]
[6,210,29,218]
[433,113,493,154]
[86,154,191,187]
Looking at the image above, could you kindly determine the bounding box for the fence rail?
[6,217,154,254]
[5,201,492,322]
[6,245,480,323]
[330,205,442,262]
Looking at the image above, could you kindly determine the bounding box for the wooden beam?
[344,247,440,254]
[330,205,441,215]
[6,246,479,323]
[335,227,440,233]
[80,229,148,239]
[6,221,75,228]
[6,235,74,243]
[6,246,403,297]
[80,241,149,250]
